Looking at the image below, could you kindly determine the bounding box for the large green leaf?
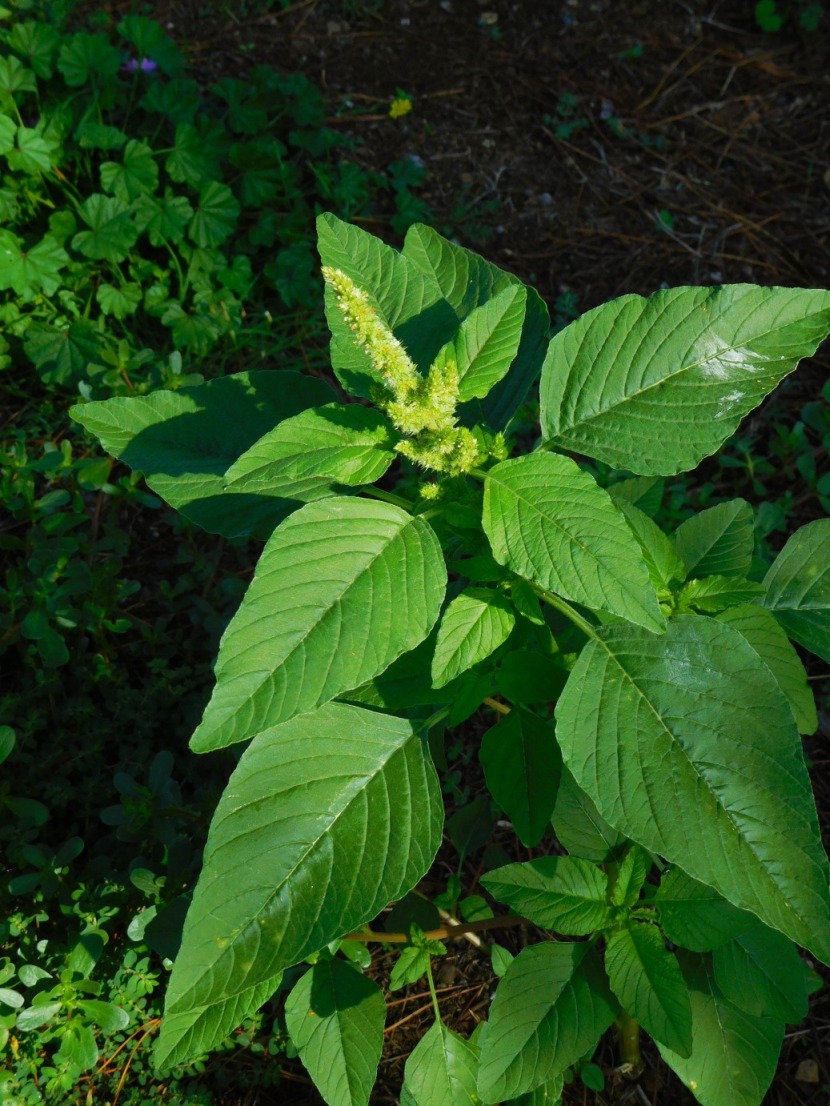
[317,213,457,395]
[154,702,442,1071]
[505,1076,564,1106]
[479,707,561,847]
[225,403,396,501]
[404,1019,480,1106]
[716,605,817,735]
[431,587,515,688]
[655,869,755,952]
[0,231,67,298]
[402,222,550,429]
[70,371,336,539]
[431,284,527,401]
[712,922,809,1024]
[604,923,692,1056]
[540,285,830,474]
[673,500,754,578]
[481,857,610,936]
[188,181,239,247]
[72,194,139,263]
[100,139,159,201]
[191,497,446,751]
[476,943,617,1103]
[656,954,784,1106]
[762,518,830,662]
[284,959,385,1106]
[555,616,830,963]
[482,454,664,632]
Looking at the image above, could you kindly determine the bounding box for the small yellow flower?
[389,96,413,119]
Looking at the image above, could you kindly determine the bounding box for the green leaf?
[24,320,102,387]
[716,604,817,734]
[317,213,458,396]
[54,1020,98,1072]
[673,500,754,577]
[432,587,515,689]
[405,1019,480,1106]
[508,579,544,625]
[132,191,194,246]
[0,114,16,155]
[605,924,692,1056]
[479,708,561,847]
[70,371,337,539]
[402,222,550,430]
[57,32,121,86]
[656,869,755,952]
[0,56,36,102]
[656,954,783,1106]
[8,22,60,78]
[285,959,385,1106]
[555,616,830,963]
[0,231,67,297]
[762,518,830,662]
[191,497,446,751]
[476,943,617,1102]
[616,502,685,591]
[225,404,396,501]
[607,475,664,517]
[493,651,567,707]
[481,856,610,935]
[482,454,664,632]
[431,284,527,401]
[7,126,57,174]
[101,139,159,201]
[610,845,650,907]
[166,123,220,186]
[188,181,239,247]
[96,282,142,320]
[0,726,14,765]
[72,194,139,263]
[540,285,830,474]
[75,120,128,151]
[504,1075,564,1105]
[76,999,130,1034]
[389,946,430,991]
[550,766,626,862]
[712,922,808,1023]
[155,702,442,1071]
[675,574,766,614]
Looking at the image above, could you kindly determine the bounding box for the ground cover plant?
[72,213,830,1106]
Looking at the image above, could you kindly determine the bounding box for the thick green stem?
[533,586,600,641]
[615,1010,643,1076]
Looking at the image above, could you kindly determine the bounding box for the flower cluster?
[322,266,482,476]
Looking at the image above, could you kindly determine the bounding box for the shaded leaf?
[479,708,561,847]
[405,1019,480,1106]
[285,959,385,1106]
[673,500,754,578]
[762,519,830,662]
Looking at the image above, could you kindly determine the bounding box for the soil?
[103,0,830,1102]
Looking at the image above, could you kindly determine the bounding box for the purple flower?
[122,56,158,74]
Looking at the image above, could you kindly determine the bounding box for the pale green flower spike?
[323,266,484,475]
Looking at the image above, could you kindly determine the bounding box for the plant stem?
[615,1010,643,1076]
[359,485,414,510]
[533,586,599,641]
[483,696,511,715]
[342,913,526,944]
[425,955,442,1023]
